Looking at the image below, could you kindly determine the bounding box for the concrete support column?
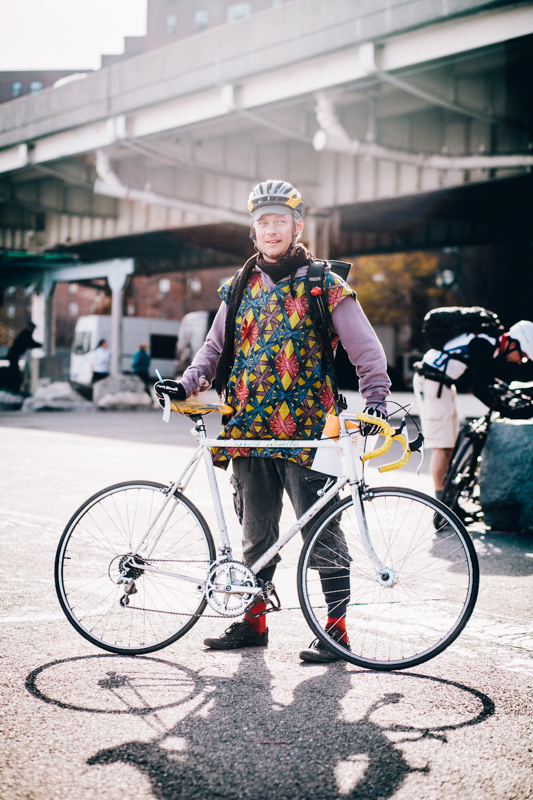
[42,272,56,357]
[107,261,131,378]
[305,214,332,259]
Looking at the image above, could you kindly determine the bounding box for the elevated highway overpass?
[1,0,532,363]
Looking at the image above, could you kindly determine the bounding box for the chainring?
[205,561,259,617]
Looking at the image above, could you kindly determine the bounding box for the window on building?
[68,301,79,317]
[159,278,171,293]
[227,3,252,23]
[11,81,23,98]
[165,14,177,34]
[194,9,209,30]
[187,277,202,294]
[150,334,177,360]
[68,283,78,294]
[29,81,43,93]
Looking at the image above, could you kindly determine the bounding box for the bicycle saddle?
[169,399,234,415]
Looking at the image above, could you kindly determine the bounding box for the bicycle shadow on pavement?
[26,652,495,800]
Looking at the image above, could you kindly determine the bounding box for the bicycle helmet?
[508,320,533,360]
[247,180,304,220]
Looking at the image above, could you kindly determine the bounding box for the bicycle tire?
[55,481,215,655]
[442,430,483,525]
[297,487,479,671]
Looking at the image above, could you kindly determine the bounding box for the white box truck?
[70,315,180,386]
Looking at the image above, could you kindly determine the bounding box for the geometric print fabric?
[212,268,356,470]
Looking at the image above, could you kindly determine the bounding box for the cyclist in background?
[155,180,390,663]
[414,317,533,499]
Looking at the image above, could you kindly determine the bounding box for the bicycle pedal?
[245,583,282,617]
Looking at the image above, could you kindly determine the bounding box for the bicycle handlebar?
[355,412,417,473]
[164,401,420,473]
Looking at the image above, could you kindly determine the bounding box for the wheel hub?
[375,567,397,587]
[205,561,259,617]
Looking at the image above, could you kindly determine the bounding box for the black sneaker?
[204,620,268,650]
[299,628,351,663]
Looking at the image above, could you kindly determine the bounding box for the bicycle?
[441,380,533,526]
[55,401,479,672]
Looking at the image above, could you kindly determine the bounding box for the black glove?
[154,379,186,408]
[359,406,386,436]
[495,391,533,420]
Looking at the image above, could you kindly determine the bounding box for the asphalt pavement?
[1,405,533,800]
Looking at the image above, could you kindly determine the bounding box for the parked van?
[175,310,217,374]
[70,316,181,386]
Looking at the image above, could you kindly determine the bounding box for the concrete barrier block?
[22,381,91,412]
[478,419,533,532]
[93,375,152,410]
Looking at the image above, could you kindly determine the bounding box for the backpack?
[305,260,352,411]
[422,306,504,351]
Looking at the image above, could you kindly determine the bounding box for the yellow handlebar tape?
[356,412,411,472]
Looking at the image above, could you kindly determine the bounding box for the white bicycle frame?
[129,412,386,592]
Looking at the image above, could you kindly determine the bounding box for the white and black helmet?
[509,320,533,360]
[247,180,304,220]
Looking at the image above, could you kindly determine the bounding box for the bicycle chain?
[122,559,278,619]
[123,559,249,619]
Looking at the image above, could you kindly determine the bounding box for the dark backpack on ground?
[422,306,504,351]
[305,260,352,411]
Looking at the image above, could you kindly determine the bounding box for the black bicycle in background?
[441,380,533,526]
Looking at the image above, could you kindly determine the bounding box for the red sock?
[326,617,348,642]
[245,601,267,634]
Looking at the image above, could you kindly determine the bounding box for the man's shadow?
[79,651,494,800]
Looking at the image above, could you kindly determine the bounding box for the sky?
[0,0,148,71]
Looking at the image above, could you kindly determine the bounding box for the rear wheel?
[442,431,484,525]
[55,481,215,655]
[298,487,479,671]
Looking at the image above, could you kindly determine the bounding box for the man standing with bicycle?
[414,310,533,499]
[155,180,390,663]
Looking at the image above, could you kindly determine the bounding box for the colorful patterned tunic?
[212,267,356,469]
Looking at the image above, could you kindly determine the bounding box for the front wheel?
[55,481,215,655]
[297,487,479,671]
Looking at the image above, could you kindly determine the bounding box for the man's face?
[254,213,303,261]
[506,339,524,363]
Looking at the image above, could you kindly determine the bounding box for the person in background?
[414,318,533,499]
[91,339,111,383]
[6,321,41,393]
[132,343,151,395]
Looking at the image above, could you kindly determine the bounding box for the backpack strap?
[305,260,348,412]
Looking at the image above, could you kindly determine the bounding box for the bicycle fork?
[339,420,393,585]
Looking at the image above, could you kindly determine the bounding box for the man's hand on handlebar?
[359,406,387,436]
